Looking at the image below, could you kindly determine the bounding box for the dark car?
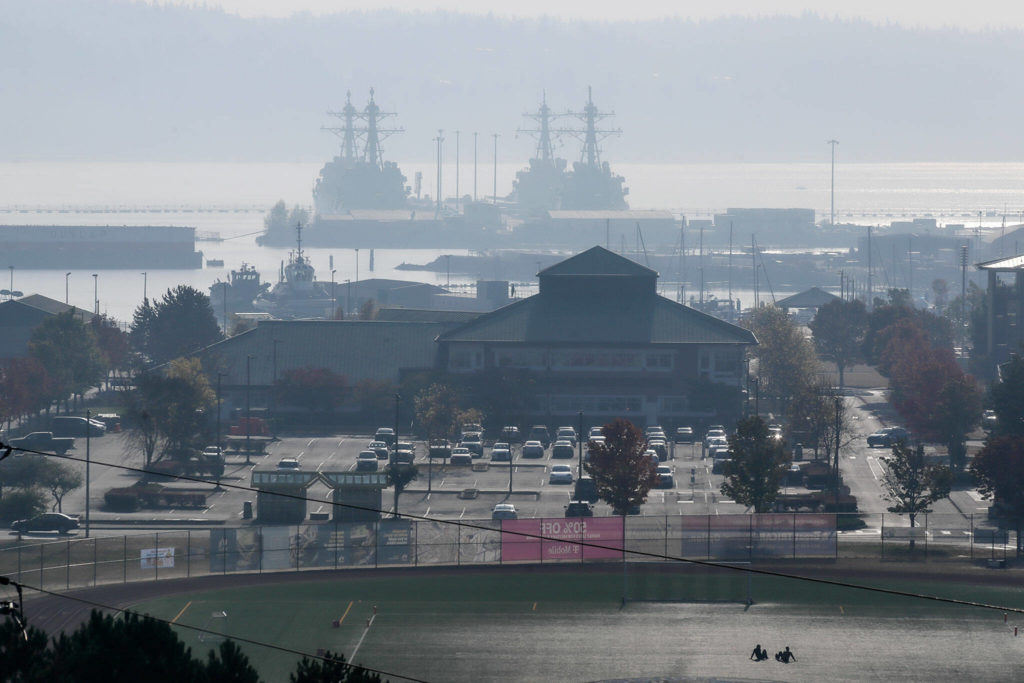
[356,451,379,471]
[374,427,396,446]
[12,513,79,534]
[460,439,484,457]
[551,440,575,459]
[565,501,594,517]
[574,476,598,503]
[867,427,910,447]
[51,416,106,438]
[528,425,551,448]
[501,426,522,444]
[675,426,694,444]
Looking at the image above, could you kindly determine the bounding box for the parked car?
[528,425,551,448]
[867,427,910,447]
[11,512,79,534]
[768,424,784,443]
[648,438,668,460]
[491,503,518,520]
[655,465,674,489]
[276,458,301,470]
[374,427,396,446]
[460,423,483,440]
[551,440,575,459]
[704,428,726,448]
[675,426,694,443]
[564,500,594,517]
[574,476,598,503]
[501,425,522,443]
[549,464,574,484]
[645,425,665,439]
[556,427,577,447]
[459,438,484,457]
[522,440,545,458]
[711,454,731,474]
[9,432,75,455]
[51,416,106,438]
[449,448,473,465]
[391,446,415,464]
[983,410,998,431]
[356,451,379,471]
[588,426,604,439]
[643,449,660,464]
[490,446,512,462]
[369,441,390,459]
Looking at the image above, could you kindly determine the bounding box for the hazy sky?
[142,0,1024,31]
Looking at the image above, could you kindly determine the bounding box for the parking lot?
[21,427,747,535]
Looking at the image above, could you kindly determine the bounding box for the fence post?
[258,526,263,574]
[881,513,885,561]
[664,515,669,559]
[93,539,97,588]
[706,514,711,559]
[334,520,339,570]
[187,530,191,578]
[39,543,43,591]
[792,513,797,559]
[924,513,929,559]
[155,532,159,581]
[295,526,300,573]
[123,535,127,583]
[66,538,70,590]
[375,519,379,569]
[414,520,419,567]
[970,513,974,560]
[17,543,21,583]
[457,524,461,566]
[748,515,753,562]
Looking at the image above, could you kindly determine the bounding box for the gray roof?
[16,294,95,321]
[197,319,445,386]
[539,246,658,279]
[547,210,675,220]
[977,254,1024,271]
[776,287,840,309]
[438,295,756,346]
[375,307,480,324]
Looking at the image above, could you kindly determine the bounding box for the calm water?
[0,161,1020,321]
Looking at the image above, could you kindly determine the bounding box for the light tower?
[828,139,839,226]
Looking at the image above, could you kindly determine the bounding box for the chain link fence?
[0,513,1016,594]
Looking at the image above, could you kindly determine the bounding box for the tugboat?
[253,222,336,319]
[209,263,270,327]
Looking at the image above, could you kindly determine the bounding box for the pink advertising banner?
[501,517,624,562]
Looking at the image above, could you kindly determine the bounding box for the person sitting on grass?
[750,644,767,661]
[780,646,796,663]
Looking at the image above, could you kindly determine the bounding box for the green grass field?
[133,564,1024,682]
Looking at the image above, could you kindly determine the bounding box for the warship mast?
[362,88,402,169]
[322,90,360,161]
[566,86,621,167]
[517,91,559,163]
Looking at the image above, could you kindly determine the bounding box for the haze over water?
[1,160,1020,322]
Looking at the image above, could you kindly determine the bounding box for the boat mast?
[295,221,304,263]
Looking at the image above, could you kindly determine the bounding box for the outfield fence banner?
[501,517,624,562]
[0,512,1017,593]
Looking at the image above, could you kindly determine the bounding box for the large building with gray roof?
[436,246,757,427]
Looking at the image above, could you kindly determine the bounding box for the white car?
[276,458,301,470]
[548,464,574,484]
[644,449,660,464]
[492,503,518,520]
[522,440,545,458]
[589,426,603,438]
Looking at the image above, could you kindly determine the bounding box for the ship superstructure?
[512,87,628,214]
[313,89,409,215]
[254,222,335,319]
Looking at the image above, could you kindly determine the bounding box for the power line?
[3,442,1022,615]
[2,577,427,683]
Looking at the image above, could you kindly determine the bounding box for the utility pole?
[834,396,842,511]
[728,221,733,310]
[473,131,478,202]
[492,133,499,205]
[828,139,839,227]
[960,245,969,357]
[245,355,253,466]
[455,130,460,211]
[435,129,444,216]
[865,226,872,308]
[85,409,91,538]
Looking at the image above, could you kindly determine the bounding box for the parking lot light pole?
[393,394,400,455]
[245,355,254,466]
[85,409,91,538]
[215,372,225,492]
[577,410,584,480]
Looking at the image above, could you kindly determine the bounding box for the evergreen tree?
[720,416,790,513]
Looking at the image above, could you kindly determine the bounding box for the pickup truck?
[9,432,75,455]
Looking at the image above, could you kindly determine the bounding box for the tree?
[882,441,952,549]
[809,298,868,390]
[264,199,289,233]
[123,358,215,465]
[90,313,131,380]
[29,309,105,409]
[970,435,1024,553]
[290,650,381,683]
[864,289,954,365]
[583,418,657,515]
[357,298,377,320]
[0,357,58,427]
[990,352,1024,437]
[385,462,418,517]
[720,416,790,513]
[0,488,47,524]
[744,305,819,411]
[414,383,462,440]
[133,286,222,366]
[352,379,396,424]
[43,460,83,513]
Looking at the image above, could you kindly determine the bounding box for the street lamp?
[141,272,147,302]
[245,354,254,465]
[7,266,12,301]
[215,372,225,492]
[272,339,281,436]
[346,279,351,318]
[354,249,359,309]
[331,269,337,319]
[65,272,71,305]
[92,273,98,315]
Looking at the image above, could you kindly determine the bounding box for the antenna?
[827,139,839,227]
